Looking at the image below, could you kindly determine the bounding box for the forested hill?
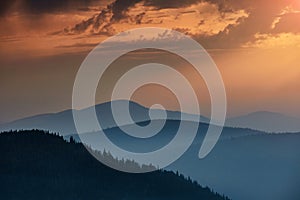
[0,130,230,200]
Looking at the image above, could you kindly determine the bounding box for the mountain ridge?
[226,110,300,133]
[0,100,209,136]
[1,100,300,134]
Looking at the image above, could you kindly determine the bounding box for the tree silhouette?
[0,130,230,200]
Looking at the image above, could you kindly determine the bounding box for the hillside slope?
[0,130,229,200]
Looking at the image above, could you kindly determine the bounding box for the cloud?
[143,0,200,9]
[191,0,299,48]
[63,0,204,35]
[110,0,143,21]
[243,33,300,48]
[0,0,17,16]
[63,0,140,35]
[0,0,96,16]
[55,42,99,48]
[272,12,300,33]
[2,0,300,54]
[64,6,116,35]
[63,0,247,38]
[62,0,299,49]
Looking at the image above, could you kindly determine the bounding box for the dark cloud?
[110,0,142,21]
[65,6,116,35]
[77,7,102,12]
[64,0,204,35]
[134,12,145,24]
[64,0,145,35]
[143,0,200,9]
[0,0,96,16]
[180,10,197,14]
[71,15,98,33]
[0,0,17,16]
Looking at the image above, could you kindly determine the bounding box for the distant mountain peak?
[0,100,209,136]
[226,111,300,133]
[246,110,287,116]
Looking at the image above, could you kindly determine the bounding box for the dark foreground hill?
[0,130,229,200]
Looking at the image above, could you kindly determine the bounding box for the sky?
[1,0,300,123]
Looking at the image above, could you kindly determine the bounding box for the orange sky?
[0,0,300,122]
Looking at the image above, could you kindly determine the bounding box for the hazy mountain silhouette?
[168,131,300,200]
[0,130,230,200]
[0,100,209,136]
[63,122,300,200]
[65,120,265,155]
[1,101,300,199]
[2,101,299,135]
[226,111,300,133]
[1,124,300,199]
